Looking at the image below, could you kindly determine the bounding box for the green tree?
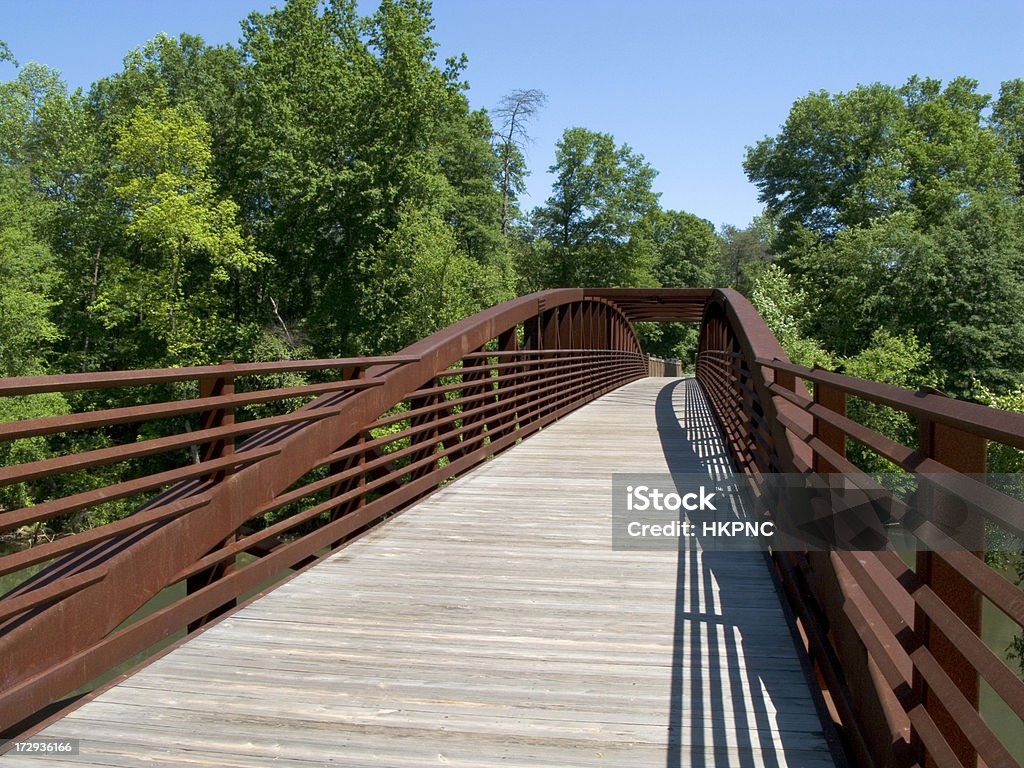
[993,78,1024,194]
[745,76,1024,393]
[719,219,772,293]
[0,58,67,376]
[745,77,1016,253]
[841,329,933,473]
[646,210,721,288]
[0,170,60,376]
[91,100,268,365]
[748,264,835,369]
[0,78,72,514]
[529,127,659,288]
[232,0,509,354]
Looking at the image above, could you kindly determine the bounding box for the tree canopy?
[526,127,660,289]
[745,76,1024,393]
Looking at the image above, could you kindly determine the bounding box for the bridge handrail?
[5,284,1021,767]
[0,289,650,738]
[758,355,1024,450]
[695,288,1024,768]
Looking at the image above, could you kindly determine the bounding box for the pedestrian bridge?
[1,289,1022,767]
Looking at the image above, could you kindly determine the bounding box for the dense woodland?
[4,2,1024,507]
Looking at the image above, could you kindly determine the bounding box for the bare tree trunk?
[494,89,547,236]
[269,295,295,349]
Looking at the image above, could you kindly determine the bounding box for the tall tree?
[993,78,1024,194]
[492,88,546,235]
[529,127,659,288]
[91,100,268,365]
[0,169,60,377]
[745,77,1017,252]
[647,210,720,288]
[744,76,1024,392]
[718,220,772,293]
[232,0,509,354]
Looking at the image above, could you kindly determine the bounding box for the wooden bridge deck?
[12,378,838,767]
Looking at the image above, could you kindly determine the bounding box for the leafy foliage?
[749,265,835,369]
[746,75,1024,396]
[527,127,660,289]
[95,100,269,365]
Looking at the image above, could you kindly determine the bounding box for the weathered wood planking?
[8,378,837,767]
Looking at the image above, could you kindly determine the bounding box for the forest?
[3,1,1024,498]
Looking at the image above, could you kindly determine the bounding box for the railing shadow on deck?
[656,378,841,768]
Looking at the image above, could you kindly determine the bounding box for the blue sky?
[2,0,1023,229]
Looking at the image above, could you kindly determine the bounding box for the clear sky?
[2,0,1023,229]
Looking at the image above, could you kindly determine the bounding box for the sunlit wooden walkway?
[12,378,838,767]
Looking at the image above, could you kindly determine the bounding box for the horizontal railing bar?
[0,445,278,534]
[923,472,1024,541]
[433,350,637,382]
[0,379,383,442]
[866,550,1024,720]
[0,398,353,488]
[416,357,614,399]
[0,357,416,396]
[766,381,922,470]
[369,357,608,431]
[935,550,1024,629]
[459,348,644,360]
[757,356,1024,451]
[0,494,213,578]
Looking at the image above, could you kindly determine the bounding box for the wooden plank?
[7,378,836,767]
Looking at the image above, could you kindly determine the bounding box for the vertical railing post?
[354,369,367,512]
[806,380,849,594]
[539,307,560,420]
[542,307,560,350]
[558,303,572,350]
[408,377,443,481]
[494,327,520,436]
[198,359,236,468]
[913,410,985,768]
[522,306,542,425]
[812,381,847,474]
[736,358,757,471]
[188,359,237,631]
[457,347,491,458]
[327,368,368,548]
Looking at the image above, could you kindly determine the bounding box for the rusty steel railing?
[647,355,683,377]
[695,288,1024,768]
[0,289,647,738]
[3,284,1022,768]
